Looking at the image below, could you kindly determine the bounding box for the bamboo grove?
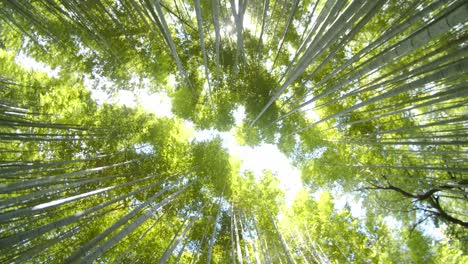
[0,0,467,263]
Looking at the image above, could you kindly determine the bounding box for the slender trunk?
[0,179,153,248]
[206,213,219,264]
[315,0,452,88]
[0,173,157,223]
[330,85,467,131]
[272,0,300,67]
[339,138,468,146]
[154,0,196,96]
[0,150,124,176]
[287,229,309,264]
[159,2,195,31]
[243,211,261,264]
[253,214,269,264]
[373,116,467,136]
[0,132,100,141]
[250,0,337,126]
[0,160,137,193]
[230,0,247,77]
[7,205,120,262]
[295,59,468,134]
[256,0,269,62]
[64,180,182,263]
[294,229,315,263]
[230,203,236,264]
[321,161,467,173]
[300,1,468,113]
[0,172,131,209]
[267,208,293,264]
[212,0,221,78]
[301,46,468,116]
[207,191,224,264]
[112,209,167,264]
[272,0,321,109]
[342,100,467,138]
[159,212,195,263]
[233,208,244,264]
[83,184,191,263]
[195,0,214,107]
[308,236,328,263]
[175,240,187,264]
[304,0,386,84]
[0,118,89,131]
[10,226,79,263]
[264,237,275,264]
[279,0,346,84]
[269,0,286,40]
[239,211,251,264]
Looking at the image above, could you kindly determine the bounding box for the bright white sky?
[190,123,303,207]
[16,52,60,78]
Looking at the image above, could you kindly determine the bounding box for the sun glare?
[242,12,257,33]
[175,104,302,205]
[16,52,60,78]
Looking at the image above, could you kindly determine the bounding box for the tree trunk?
[83,184,191,263]
[159,212,195,264]
[64,180,183,263]
[267,208,293,264]
[233,208,244,264]
[195,0,214,107]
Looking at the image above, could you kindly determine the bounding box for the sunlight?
[302,91,321,122]
[183,106,302,206]
[232,106,245,126]
[221,1,256,37]
[15,52,60,78]
[333,192,365,219]
[231,0,257,32]
[85,77,173,119]
[192,127,303,206]
[137,91,173,118]
[167,74,177,89]
[243,12,257,33]
[225,24,233,33]
[114,90,137,107]
[15,53,302,207]
[227,142,303,207]
[265,59,274,71]
[32,187,114,210]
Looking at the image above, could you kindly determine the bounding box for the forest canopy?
[0,0,467,263]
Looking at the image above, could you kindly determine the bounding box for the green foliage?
[190,137,231,196]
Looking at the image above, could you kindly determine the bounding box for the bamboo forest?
[0,0,467,263]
